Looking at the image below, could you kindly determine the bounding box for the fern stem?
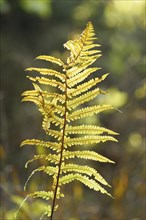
[50,31,88,219]
[50,69,68,220]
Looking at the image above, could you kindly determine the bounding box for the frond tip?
[20,21,119,219]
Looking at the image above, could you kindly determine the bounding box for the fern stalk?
[50,67,68,220]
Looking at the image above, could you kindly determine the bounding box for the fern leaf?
[83,44,100,50]
[65,135,117,147]
[67,67,99,88]
[35,55,65,67]
[67,105,114,121]
[81,49,101,56]
[27,76,65,91]
[21,96,42,106]
[20,22,119,219]
[59,173,111,196]
[29,191,54,200]
[21,139,61,152]
[66,125,119,135]
[21,90,40,97]
[68,73,109,97]
[63,150,115,163]
[26,67,65,82]
[61,163,110,186]
[25,154,59,168]
[67,61,96,78]
[67,88,102,110]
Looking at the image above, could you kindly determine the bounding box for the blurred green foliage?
[0,0,145,219]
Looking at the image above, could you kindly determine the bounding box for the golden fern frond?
[64,135,117,147]
[25,154,59,168]
[21,139,61,152]
[66,125,119,135]
[61,163,110,186]
[19,22,119,220]
[30,189,64,201]
[22,96,42,106]
[26,67,65,82]
[66,61,95,78]
[35,55,65,67]
[67,105,114,122]
[21,90,40,97]
[27,76,65,91]
[67,67,99,88]
[59,173,111,196]
[63,150,115,163]
[29,191,54,200]
[68,73,109,97]
[67,88,102,110]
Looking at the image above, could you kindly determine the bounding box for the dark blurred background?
[0,0,145,220]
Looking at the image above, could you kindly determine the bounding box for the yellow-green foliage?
[20,22,118,219]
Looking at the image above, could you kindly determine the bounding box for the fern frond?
[25,154,59,168]
[35,55,65,67]
[67,67,99,88]
[22,96,42,106]
[68,73,109,97]
[59,173,111,196]
[67,88,102,110]
[65,135,117,147]
[21,139,61,152]
[61,163,110,186]
[21,90,40,97]
[63,150,115,163]
[83,44,100,50]
[66,61,95,78]
[67,105,114,121]
[81,49,101,56]
[26,67,65,82]
[29,191,54,200]
[66,125,119,135]
[27,76,65,91]
[20,22,119,219]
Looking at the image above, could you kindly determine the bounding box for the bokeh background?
[0,0,145,220]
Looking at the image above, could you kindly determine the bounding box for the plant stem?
[50,69,68,220]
